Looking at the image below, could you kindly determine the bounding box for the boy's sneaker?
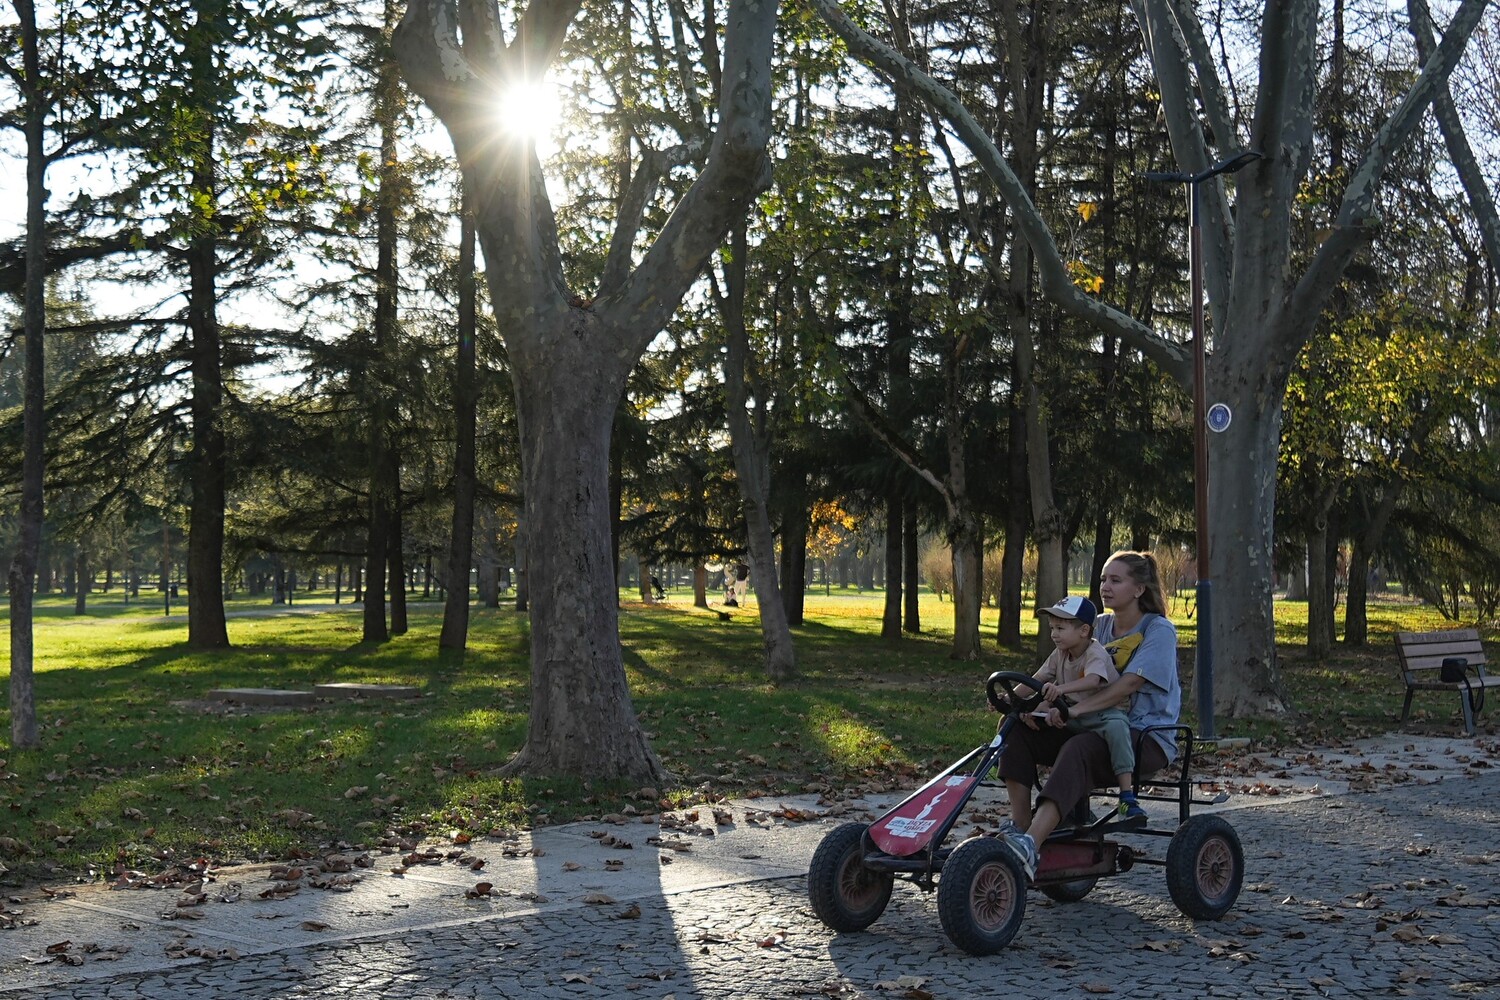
[1003,831,1039,881]
[994,818,1022,839]
[1118,791,1147,821]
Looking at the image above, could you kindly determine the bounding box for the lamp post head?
[1213,149,1263,176]
[1142,150,1264,187]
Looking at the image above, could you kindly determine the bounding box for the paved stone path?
[7,765,1500,999]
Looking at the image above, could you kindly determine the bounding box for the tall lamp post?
[1144,149,1262,741]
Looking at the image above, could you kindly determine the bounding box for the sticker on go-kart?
[870,775,978,857]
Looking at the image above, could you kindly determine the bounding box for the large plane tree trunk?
[504,358,662,777]
[396,0,778,780]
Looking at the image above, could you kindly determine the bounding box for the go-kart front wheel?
[936,837,1027,955]
[808,822,893,932]
[1165,814,1244,919]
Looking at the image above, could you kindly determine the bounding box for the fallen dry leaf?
[299,920,331,931]
[873,976,928,991]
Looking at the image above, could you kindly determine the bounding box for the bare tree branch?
[602,0,777,347]
[809,0,1192,386]
[1280,0,1491,360]
[1162,0,1236,156]
[598,141,704,297]
[1409,0,1500,271]
[1132,0,1234,332]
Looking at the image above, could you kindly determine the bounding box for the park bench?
[1394,628,1500,736]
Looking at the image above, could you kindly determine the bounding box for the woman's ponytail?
[1107,550,1167,616]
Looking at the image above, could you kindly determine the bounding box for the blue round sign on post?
[1207,403,1232,433]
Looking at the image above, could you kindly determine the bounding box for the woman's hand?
[1045,706,1067,728]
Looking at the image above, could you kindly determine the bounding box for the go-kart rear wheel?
[937,837,1027,955]
[808,822,893,932]
[1039,876,1099,903]
[1165,815,1244,920]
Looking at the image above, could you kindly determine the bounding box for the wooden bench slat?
[1396,629,1481,643]
[1397,639,1484,656]
[1394,629,1491,736]
[1402,652,1489,671]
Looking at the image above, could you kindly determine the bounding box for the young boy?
[1031,595,1146,821]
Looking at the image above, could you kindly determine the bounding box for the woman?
[997,550,1182,878]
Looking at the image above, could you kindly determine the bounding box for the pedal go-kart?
[807,671,1244,955]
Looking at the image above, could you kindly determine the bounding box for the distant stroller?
[650,574,667,601]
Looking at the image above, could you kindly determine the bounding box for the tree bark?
[389,473,408,635]
[721,223,795,680]
[779,476,808,626]
[1000,0,1061,661]
[1344,481,1401,646]
[364,7,403,643]
[503,364,664,779]
[513,517,528,613]
[185,123,230,650]
[1204,375,1288,714]
[903,505,920,633]
[1305,495,1338,660]
[1285,558,1307,600]
[693,563,708,608]
[74,547,89,615]
[8,0,44,749]
[441,185,479,651]
[949,509,983,659]
[882,494,902,639]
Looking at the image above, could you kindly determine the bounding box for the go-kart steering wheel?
[985,670,1070,721]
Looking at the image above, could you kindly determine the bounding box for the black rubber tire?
[807,822,893,932]
[936,837,1027,955]
[1039,876,1099,903]
[1165,815,1244,920]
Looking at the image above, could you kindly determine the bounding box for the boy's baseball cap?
[1038,595,1097,627]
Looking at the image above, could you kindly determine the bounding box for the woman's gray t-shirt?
[1093,612,1182,763]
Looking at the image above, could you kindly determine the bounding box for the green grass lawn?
[0,585,1492,886]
